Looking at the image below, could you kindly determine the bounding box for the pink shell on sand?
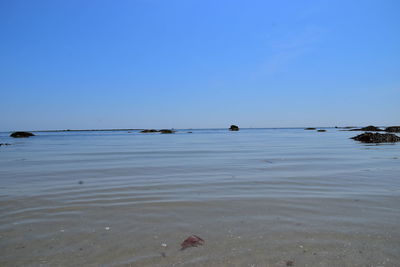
[180,235,205,250]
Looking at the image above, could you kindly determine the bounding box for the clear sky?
[1,0,399,131]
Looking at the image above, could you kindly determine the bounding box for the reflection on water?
[0,129,399,266]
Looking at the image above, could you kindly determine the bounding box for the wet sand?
[0,129,399,266]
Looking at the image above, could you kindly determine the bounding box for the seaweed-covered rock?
[140,129,159,133]
[229,125,239,131]
[350,125,383,131]
[159,129,176,134]
[385,126,400,133]
[304,128,316,130]
[351,132,400,143]
[10,131,35,138]
[180,235,204,250]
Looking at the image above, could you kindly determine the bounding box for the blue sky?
[1,0,399,130]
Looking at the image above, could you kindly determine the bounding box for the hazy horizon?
[1,0,399,132]
[2,124,399,133]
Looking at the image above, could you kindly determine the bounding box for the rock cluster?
[159,129,176,134]
[140,129,159,133]
[349,125,383,131]
[351,132,400,143]
[10,131,35,138]
[385,126,400,133]
[140,129,176,134]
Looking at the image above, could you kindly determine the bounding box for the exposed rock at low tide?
[317,129,326,132]
[140,129,176,134]
[305,128,316,130]
[349,125,383,131]
[140,129,159,133]
[229,125,239,131]
[351,132,400,143]
[10,131,35,138]
[0,143,11,146]
[385,126,400,133]
[339,126,357,129]
[159,129,176,134]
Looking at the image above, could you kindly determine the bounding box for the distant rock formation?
[336,126,357,129]
[317,129,326,132]
[140,129,159,133]
[140,129,176,134]
[159,129,176,134]
[349,125,383,131]
[229,125,239,131]
[351,132,400,143]
[10,131,35,138]
[304,128,316,130]
[385,126,400,133]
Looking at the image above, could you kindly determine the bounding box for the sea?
[0,128,399,266]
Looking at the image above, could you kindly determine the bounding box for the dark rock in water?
[385,126,400,133]
[351,132,400,143]
[305,128,316,130]
[140,129,175,134]
[349,125,383,131]
[0,143,11,146]
[187,131,193,133]
[229,125,239,131]
[10,131,35,138]
[336,126,357,130]
[317,129,326,132]
[140,129,159,133]
[159,129,176,134]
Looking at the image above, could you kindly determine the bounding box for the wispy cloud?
[261,25,324,75]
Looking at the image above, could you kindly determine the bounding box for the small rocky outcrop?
[337,126,357,129]
[317,129,326,132]
[229,125,239,131]
[385,126,400,133]
[159,129,176,134]
[10,131,35,138]
[0,143,11,146]
[304,128,316,130]
[140,129,159,133]
[349,125,383,131]
[351,132,400,143]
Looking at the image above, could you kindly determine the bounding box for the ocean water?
[0,128,399,266]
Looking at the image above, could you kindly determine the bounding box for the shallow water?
[0,128,399,266]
